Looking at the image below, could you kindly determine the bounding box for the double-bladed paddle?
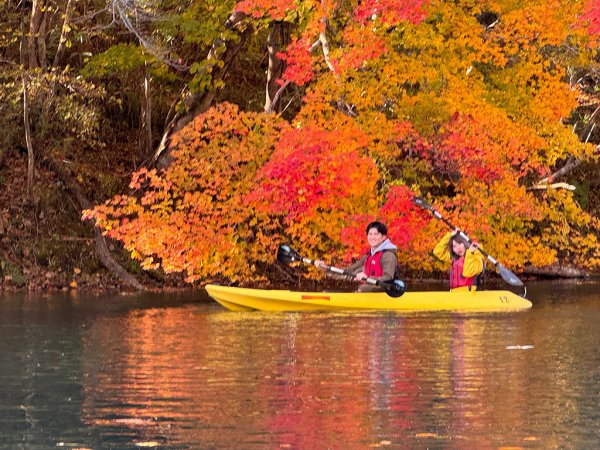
[412,197,524,287]
[277,244,407,298]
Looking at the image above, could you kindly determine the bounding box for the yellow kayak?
[205,284,532,313]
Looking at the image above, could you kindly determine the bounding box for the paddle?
[277,244,407,298]
[412,197,524,287]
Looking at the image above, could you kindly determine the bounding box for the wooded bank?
[0,1,599,291]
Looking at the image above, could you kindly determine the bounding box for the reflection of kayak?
[205,284,533,313]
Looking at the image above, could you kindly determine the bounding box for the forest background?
[0,0,599,292]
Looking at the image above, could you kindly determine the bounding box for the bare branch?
[308,18,335,72]
[526,182,576,192]
[532,142,599,189]
[150,10,252,167]
[281,93,299,114]
[109,0,189,71]
[585,123,596,144]
[72,5,111,24]
[266,80,291,114]
[535,157,582,186]
[309,39,321,52]
[318,29,335,72]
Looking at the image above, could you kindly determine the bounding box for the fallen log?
[524,264,588,279]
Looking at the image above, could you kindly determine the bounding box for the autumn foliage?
[84,103,290,282]
[581,0,600,37]
[84,0,600,284]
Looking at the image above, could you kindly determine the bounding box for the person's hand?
[314,259,326,269]
[452,227,461,236]
[354,271,368,281]
[469,242,478,252]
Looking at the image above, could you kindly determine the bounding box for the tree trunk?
[28,0,48,69]
[21,17,35,202]
[139,62,152,158]
[22,75,35,202]
[52,0,73,69]
[42,155,147,290]
[265,21,289,113]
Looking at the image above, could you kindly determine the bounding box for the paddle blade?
[498,265,524,287]
[276,244,302,265]
[382,279,407,298]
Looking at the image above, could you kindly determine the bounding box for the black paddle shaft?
[276,244,406,297]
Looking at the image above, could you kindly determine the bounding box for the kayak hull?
[205,284,532,313]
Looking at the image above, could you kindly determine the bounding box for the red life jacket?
[450,256,475,289]
[363,249,386,277]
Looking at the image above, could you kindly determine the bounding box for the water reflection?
[77,308,588,448]
[1,281,599,448]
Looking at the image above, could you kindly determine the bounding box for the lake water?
[0,280,599,449]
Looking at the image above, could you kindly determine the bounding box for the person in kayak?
[433,229,485,291]
[314,221,399,292]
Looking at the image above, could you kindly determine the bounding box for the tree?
[84,103,290,282]
[83,0,600,284]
